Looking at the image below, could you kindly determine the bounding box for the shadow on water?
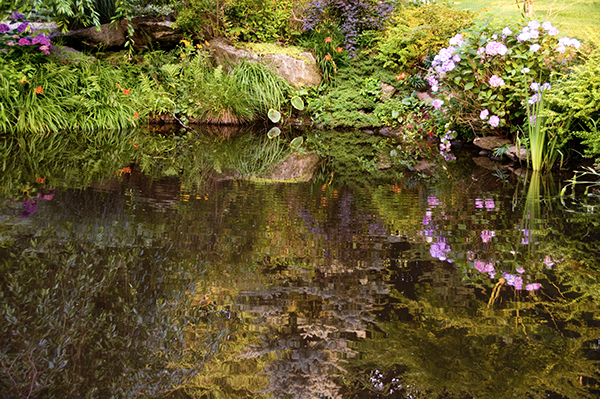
[1,126,600,398]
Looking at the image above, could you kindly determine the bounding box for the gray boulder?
[208,37,322,88]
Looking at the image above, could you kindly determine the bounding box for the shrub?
[302,0,395,56]
[375,4,475,71]
[175,0,305,42]
[546,50,600,161]
[427,18,582,137]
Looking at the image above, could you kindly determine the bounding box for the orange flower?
[134,145,140,150]
[36,175,46,184]
[19,76,30,84]
[324,54,332,61]
[134,112,140,118]
[122,167,131,174]
[34,86,44,94]
[336,47,343,53]
[325,37,332,43]
[122,88,131,96]
[396,73,407,80]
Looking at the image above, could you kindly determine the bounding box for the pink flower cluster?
[485,41,507,56]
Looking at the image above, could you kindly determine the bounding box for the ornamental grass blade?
[268,109,281,123]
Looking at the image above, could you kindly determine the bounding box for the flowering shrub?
[302,0,395,56]
[427,18,581,136]
[375,4,474,70]
[0,12,53,59]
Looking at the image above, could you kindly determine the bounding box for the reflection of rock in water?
[236,272,390,398]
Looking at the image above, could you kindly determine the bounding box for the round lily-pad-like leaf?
[268,109,281,123]
[291,96,304,111]
[290,136,303,149]
[267,127,281,139]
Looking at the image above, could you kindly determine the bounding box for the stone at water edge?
[473,137,511,151]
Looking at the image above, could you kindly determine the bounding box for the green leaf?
[392,110,399,119]
[268,109,281,123]
[290,136,303,149]
[291,96,304,111]
[267,127,281,138]
[464,82,474,90]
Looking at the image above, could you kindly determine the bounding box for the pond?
[1,127,599,399]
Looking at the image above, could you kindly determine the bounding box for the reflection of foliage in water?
[305,130,441,187]
[136,126,294,189]
[0,225,233,398]
[0,129,138,200]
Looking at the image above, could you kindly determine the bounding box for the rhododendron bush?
[427,18,581,136]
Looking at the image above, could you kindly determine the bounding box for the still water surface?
[1,136,600,398]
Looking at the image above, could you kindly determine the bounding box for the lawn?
[449,0,600,44]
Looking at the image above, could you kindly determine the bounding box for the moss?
[235,42,312,64]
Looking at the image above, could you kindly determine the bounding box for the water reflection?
[1,129,599,398]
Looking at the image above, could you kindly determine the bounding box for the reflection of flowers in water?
[481,229,495,243]
[430,239,451,261]
[428,196,439,207]
[422,211,433,225]
[503,273,524,290]
[521,229,530,245]
[475,198,496,210]
[18,189,55,218]
[526,283,542,291]
[475,260,496,278]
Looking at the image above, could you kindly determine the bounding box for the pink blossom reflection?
[481,230,495,243]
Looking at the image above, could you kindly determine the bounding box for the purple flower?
[430,240,451,261]
[480,109,489,120]
[475,198,484,208]
[528,20,541,30]
[485,198,495,209]
[531,82,540,91]
[485,41,508,56]
[529,43,541,52]
[547,26,559,36]
[449,33,464,46]
[540,82,551,91]
[477,47,485,55]
[32,34,51,46]
[432,99,444,110]
[502,27,513,36]
[529,93,541,104]
[488,75,505,87]
[0,24,9,33]
[517,30,531,42]
[16,22,28,33]
[10,12,25,20]
[530,115,537,126]
[543,255,554,268]
[526,283,542,291]
[529,29,540,39]
[489,115,500,127]
[516,266,525,274]
[428,196,439,206]
[18,37,31,46]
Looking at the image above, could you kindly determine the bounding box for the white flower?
[529,43,541,52]
[521,67,530,73]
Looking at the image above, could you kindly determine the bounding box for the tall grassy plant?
[232,60,290,115]
[526,85,559,171]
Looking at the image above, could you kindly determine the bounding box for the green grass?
[449,0,600,44]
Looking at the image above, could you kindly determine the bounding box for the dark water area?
[1,129,600,399]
